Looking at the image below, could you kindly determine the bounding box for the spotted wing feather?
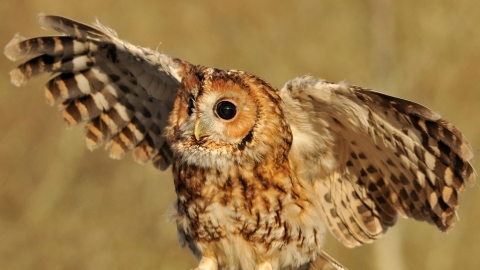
[281,76,474,247]
[4,14,192,169]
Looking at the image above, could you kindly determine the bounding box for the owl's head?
[166,67,292,169]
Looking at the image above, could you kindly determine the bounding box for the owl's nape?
[5,14,475,270]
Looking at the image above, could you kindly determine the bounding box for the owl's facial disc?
[190,77,257,147]
[168,69,287,167]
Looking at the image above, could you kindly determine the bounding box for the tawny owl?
[4,14,475,270]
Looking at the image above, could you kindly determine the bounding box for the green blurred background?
[0,1,479,269]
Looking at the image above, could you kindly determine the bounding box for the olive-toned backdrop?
[0,1,479,269]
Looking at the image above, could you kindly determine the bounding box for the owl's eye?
[215,100,237,120]
[187,98,195,115]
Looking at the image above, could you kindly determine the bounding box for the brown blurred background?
[0,1,479,269]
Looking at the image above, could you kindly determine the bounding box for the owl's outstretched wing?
[280,76,475,248]
[4,14,192,170]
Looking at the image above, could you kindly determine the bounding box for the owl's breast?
[170,159,326,268]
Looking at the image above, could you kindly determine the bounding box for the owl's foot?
[192,256,218,270]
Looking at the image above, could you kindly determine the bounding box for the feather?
[281,76,474,247]
[5,14,193,170]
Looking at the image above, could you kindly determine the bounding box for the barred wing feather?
[281,77,474,247]
[4,14,192,170]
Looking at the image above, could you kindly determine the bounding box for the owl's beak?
[194,119,203,141]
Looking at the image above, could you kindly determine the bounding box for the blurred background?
[0,1,479,269]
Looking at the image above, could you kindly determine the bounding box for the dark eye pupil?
[216,101,237,120]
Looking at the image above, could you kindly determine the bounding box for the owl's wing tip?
[4,34,27,62]
[37,12,46,23]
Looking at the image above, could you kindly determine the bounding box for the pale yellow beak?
[194,119,203,141]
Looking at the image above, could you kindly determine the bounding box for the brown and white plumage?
[280,78,474,248]
[4,14,475,270]
[5,14,185,170]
